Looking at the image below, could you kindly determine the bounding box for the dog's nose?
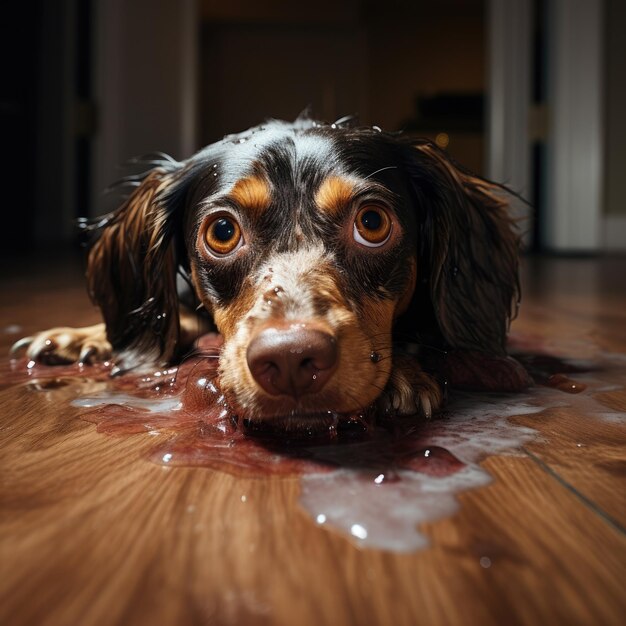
[246,325,338,398]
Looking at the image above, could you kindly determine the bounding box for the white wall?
[487,0,533,246]
[544,0,605,252]
[603,0,626,251]
[92,0,198,216]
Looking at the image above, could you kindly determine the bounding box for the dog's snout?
[246,325,338,398]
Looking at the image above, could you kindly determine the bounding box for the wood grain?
[1,255,625,626]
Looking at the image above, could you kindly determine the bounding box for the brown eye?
[204,215,242,255]
[353,205,392,247]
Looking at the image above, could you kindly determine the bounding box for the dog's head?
[87,118,520,421]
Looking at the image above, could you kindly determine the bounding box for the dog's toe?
[10,336,35,356]
[380,357,443,418]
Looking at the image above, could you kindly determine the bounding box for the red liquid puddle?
[508,349,590,394]
[4,331,598,481]
[0,358,112,390]
[440,351,533,392]
[393,342,590,398]
[7,331,620,551]
[545,373,587,394]
[4,335,468,479]
[79,356,467,478]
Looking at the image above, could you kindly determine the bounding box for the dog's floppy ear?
[405,141,521,355]
[85,163,188,370]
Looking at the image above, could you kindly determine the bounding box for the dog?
[13,116,523,425]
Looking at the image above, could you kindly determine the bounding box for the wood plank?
[1,384,624,625]
[506,265,626,525]
[1,256,625,626]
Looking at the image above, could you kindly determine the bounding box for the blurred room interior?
[0,0,624,262]
[1,4,626,625]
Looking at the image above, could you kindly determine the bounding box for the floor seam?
[521,446,626,536]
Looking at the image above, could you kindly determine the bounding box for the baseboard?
[603,215,626,251]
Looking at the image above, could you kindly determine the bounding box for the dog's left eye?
[204,215,242,255]
[353,205,392,247]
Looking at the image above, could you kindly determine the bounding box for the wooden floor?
[0,254,625,626]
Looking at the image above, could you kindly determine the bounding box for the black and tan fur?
[14,117,522,422]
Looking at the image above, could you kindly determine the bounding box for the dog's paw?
[11,323,112,365]
[378,357,443,419]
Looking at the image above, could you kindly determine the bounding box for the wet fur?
[20,117,522,419]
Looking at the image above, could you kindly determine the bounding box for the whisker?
[364,166,398,180]
[333,114,358,127]
[179,348,221,365]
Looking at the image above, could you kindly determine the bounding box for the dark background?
[1,0,624,260]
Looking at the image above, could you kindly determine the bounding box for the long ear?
[406,141,521,355]
[85,165,186,370]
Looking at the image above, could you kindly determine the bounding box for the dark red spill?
[0,358,112,390]
[545,373,587,394]
[3,334,469,479]
[397,445,467,477]
[441,351,533,392]
[3,331,597,479]
[78,356,467,478]
[409,335,590,396]
[507,337,592,393]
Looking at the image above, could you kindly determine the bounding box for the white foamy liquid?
[300,392,547,552]
[303,465,491,551]
[72,393,182,413]
[68,345,626,553]
[300,377,626,552]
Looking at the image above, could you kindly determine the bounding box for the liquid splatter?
[3,332,625,551]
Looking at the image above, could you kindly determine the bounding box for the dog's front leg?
[11,306,214,366]
[11,323,112,365]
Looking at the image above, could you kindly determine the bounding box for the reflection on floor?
[0,254,625,626]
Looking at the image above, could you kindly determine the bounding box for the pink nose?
[246,325,338,398]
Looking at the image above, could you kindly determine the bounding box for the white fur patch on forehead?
[251,245,337,319]
[191,124,298,190]
[292,134,335,164]
[219,123,331,161]
[197,124,337,190]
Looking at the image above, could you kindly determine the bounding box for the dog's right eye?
[353,205,392,248]
[203,215,242,255]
